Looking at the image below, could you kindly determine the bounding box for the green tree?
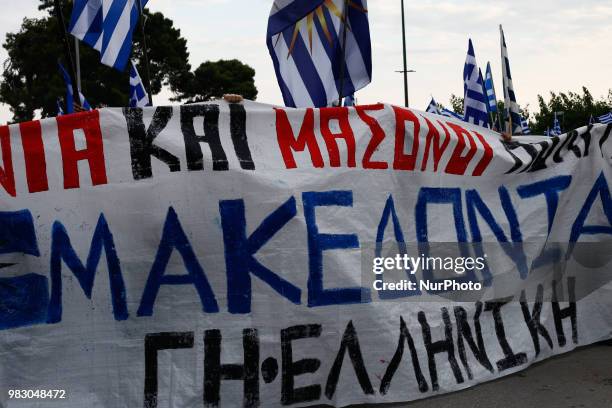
[1,1,191,122]
[449,94,463,114]
[532,87,611,134]
[174,59,258,103]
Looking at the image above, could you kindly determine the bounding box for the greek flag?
[441,108,464,121]
[484,62,498,113]
[58,63,92,114]
[57,98,65,116]
[69,0,148,71]
[129,60,150,107]
[479,69,488,113]
[550,114,562,136]
[500,25,523,135]
[598,112,612,124]
[343,93,355,106]
[426,98,440,115]
[520,116,531,134]
[463,39,489,128]
[266,0,372,108]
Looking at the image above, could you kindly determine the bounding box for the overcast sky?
[1,0,611,123]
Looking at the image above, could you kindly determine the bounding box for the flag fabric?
[425,98,464,121]
[343,94,355,106]
[426,98,440,115]
[58,63,75,114]
[479,69,488,114]
[440,108,464,121]
[266,0,372,108]
[69,0,148,71]
[520,116,531,134]
[484,62,498,113]
[58,63,92,114]
[80,94,92,111]
[551,114,562,136]
[598,112,612,124]
[462,39,489,128]
[56,98,65,116]
[129,60,150,107]
[500,25,523,135]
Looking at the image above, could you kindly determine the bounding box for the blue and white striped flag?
[500,25,523,135]
[484,62,498,113]
[551,113,562,136]
[129,60,150,107]
[479,69,488,114]
[598,112,612,124]
[81,94,92,111]
[463,39,489,128]
[58,63,92,114]
[266,0,372,108]
[426,98,440,115]
[441,108,464,121]
[69,0,148,71]
[343,94,355,106]
[57,98,65,116]
[520,116,531,134]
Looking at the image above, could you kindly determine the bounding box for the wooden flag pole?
[53,0,81,109]
[136,0,153,105]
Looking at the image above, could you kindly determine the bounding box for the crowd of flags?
[423,26,612,137]
[425,27,532,135]
[53,0,612,135]
[56,0,150,115]
[58,63,91,114]
[69,0,148,71]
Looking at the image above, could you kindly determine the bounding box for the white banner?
[0,101,611,407]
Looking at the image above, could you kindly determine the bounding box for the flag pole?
[508,111,513,136]
[337,0,349,106]
[136,0,153,104]
[74,37,82,92]
[53,0,81,109]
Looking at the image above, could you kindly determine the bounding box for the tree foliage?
[447,87,611,134]
[449,94,463,114]
[174,59,258,103]
[1,1,190,122]
[531,87,612,134]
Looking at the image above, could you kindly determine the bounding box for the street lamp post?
[395,69,416,108]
